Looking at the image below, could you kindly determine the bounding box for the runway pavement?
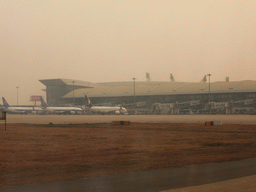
[162,175,256,192]
[4,114,256,124]
[1,158,256,192]
[2,114,256,191]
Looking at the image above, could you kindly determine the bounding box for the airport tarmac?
[162,175,256,192]
[2,114,256,192]
[4,114,256,125]
[1,157,256,192]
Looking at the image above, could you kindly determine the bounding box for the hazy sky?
[1,0,256,104]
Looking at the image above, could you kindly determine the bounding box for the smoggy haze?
[1,0,256,104]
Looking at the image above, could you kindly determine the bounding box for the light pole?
[72,81,75,106]
[16,86,19,106]
[132,78,136,114]
[207,74,212,102]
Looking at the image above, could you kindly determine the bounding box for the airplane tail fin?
[85,95,93,107]
[2,97,11,108]
[40,96,49,108]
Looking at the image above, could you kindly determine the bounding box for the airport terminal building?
[39,78,256,114]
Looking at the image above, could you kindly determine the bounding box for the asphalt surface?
[162,175,256,192]
[5,114,256,124]
[2,115,256,191]
[1,158,256,192]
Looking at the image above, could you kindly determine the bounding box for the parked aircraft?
[40,96,82,114]
[85,95,128,115]
[2,97,41,114]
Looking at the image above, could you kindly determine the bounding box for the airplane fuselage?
[2,97,43,114]
[89,106,127,115]
[5,107,31,114]
[41,106,83,114]
[4,106,42,114]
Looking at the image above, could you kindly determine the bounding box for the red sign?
[30,95,41,101]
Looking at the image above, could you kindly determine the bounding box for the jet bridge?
[207,102,229,114]
[206,99,255,114]
[230,99,255,114]
[152,100,201,115]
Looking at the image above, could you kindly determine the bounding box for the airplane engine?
[115,110,121,115]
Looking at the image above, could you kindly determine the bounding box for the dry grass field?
[1,123,256,188]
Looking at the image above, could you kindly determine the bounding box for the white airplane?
[2,97,41,114]
[40,96,83,114]
[85,95,128,115]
